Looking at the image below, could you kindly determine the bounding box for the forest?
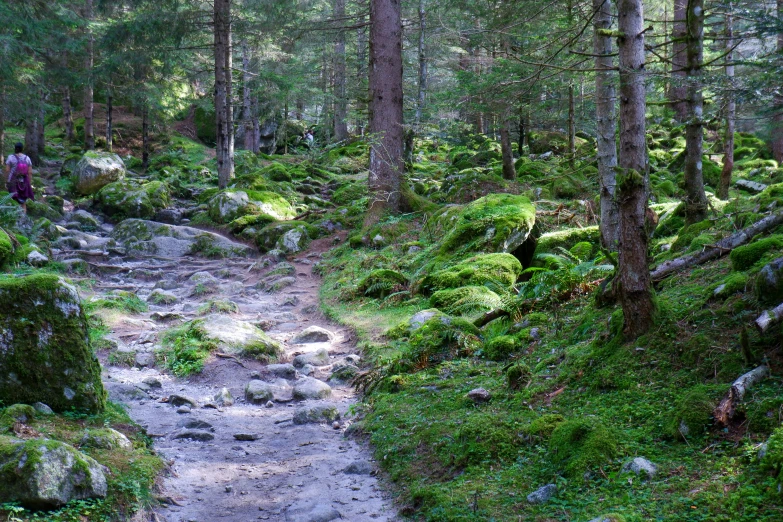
[1,0,783,520]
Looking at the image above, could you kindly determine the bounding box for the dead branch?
[714,365,770,427]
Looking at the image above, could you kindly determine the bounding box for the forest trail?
[46,186,399,521]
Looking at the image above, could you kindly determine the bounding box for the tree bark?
[714,366,769,426]
[718,5,735,200]
[499,119,516,180]
[756,302,783,333]
[214,0,234,188]
[651,210,783,281]
[366,0,404,226]
[24,106,40,167]
[105,90,113,152]
[773,0,783,163]
[617,0,654,338]
[518,107,526,154]
[595,0,619,251]
[356,16,368,135]
[83,0,95,150]
[62,88,74,142]
[670,0,687,121]
[36,91,45,158]
[567,81,576,168]
[251,95,260,154]
[415,0,427,128]
[242,43,254,152]
[333,0,349,141]
[0,85,4,158]
[142,104,149,170]
[683,0,707,225]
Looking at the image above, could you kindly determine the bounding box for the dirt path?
[52,214,398,522]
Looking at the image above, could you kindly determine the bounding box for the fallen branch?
[473,308,510,328]
[714,365,770,426]
[651,211,783,282]
[756,303,783,333]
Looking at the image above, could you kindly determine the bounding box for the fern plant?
[0,193,22,230]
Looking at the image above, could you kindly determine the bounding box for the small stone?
[467,388,491,404]
[265,401,274,408]
[172,429,214,441]
[332,421,341,430]
[135,352,156,368]
[214,387,234,407]
[250,371,261,380]
[344,460,372,475]
[225,485,233,493]
[32,402,54,415]
[26,250,49,266]
[299,364,315,376]
[759,442,769,460]
[291,326,335,344]
[141,376,162,389]
[527,484,556,504]
[529,327,541,340]
[169,394,199,408]
[176,419,213,430]
[233,433,260,441]
[622,457,658,478]
[177,406,191,414]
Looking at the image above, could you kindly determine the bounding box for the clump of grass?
[198,299,240,315]
[86,291,148,314]
[158,321,218,376]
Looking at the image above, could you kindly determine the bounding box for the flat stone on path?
[292,326,335,344]
[293,404,340,425]
[267,363,298,379]
[292,377,332,400]
[245,380,274,404]
[344,460,373,475]
[293,347,330,368]
[171,429,214,441]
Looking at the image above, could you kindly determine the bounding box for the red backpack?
[14,155,29,178]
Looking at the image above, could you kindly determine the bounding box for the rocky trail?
[42,176,399,521]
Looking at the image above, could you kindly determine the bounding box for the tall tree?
[718,3,735,200]
[670,0,687,121]
[366,0,403,226]
[683,0,707,224]
[415,0,427,127]
[617,0,654,338]
[83,0,95,150]
[499,116,515,180]
[773,0,783,163]
[595,0,619,251]
[214,0,234,189]
[333,0,349,141]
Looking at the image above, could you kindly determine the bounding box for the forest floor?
[42,164,399,521]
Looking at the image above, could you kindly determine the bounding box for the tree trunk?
[214,0,234,188]
[670,0,687,121]
[518,107,526,154]
[617,0,654,338]
[24,105,40,167]
[83,0,95,150]
[714,366,769,426]
[333,0,349,141]
[683,0,707,225]
[251,95,260,154]
[242,43,254,152]
[0,85,4,158]
[366,0,403,227]
[36,92,45,158]
[773,0,783,163]
[142,105,149,170]
[415,0,427,127]
[105,90,113,152]
[718,5,735,200]
[567,81,576,168]
[500,119,516,180]
[356,16,368,135]
[62,88,74,142]
[595,0,619,251]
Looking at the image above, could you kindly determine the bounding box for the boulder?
[94,180,170,219]
[755,256,783,305]
[621,457,658,478]
[208,190,295,223]
[0,274,106,413]
[0,436,108,509]
[73,151,126,195]
[199,315,284,361]
[245,380,274,404]
[292,377,332,400]
[109,219,253,258]
[467,388,491,403]
[421,253,523,294]
[328,364,359,383]
[292,347,330,368]
[292,326,335,344]
[526,484,556,504]
[214,387,234,407]
[267,363,297,379]
[292,404,340,425]
[80,428,133,450]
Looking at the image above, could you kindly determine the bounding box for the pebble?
[177,406,191,414]
[265,401,274,408]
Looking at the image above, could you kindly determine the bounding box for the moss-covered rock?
[110,219,253,258]
[535,226,600,255]
[357,269,408,298]
[429,285,502,316]
[670,220,712,252]
[484,335,518,361]
[666,385,719,439]
[730,235,783,271]
[94,179,170,219]
[420,253,522,294]
[26,200,63,221]
[243,221,316,253]
[0,436,108,509]
[391,314,482,372]
[73,151,126,195]
[208,190,295,223]
[0,229,13,267]
[709,272,748,300]
[548,418,619,477]
[0,404,36,428]
[80,428,132,450]
[755,256,783,304]
[199,314,283,361]
[0,274,106,413]
[438,193,536,257]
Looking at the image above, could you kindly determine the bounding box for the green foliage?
[548,418,619,477]
[198,299,239,315]
[160,321,218,376]
[421,253,522,294]
[666,385,720,440]
[357,269,408,298]
[86,291,148,314]
[671,220,712,252]
[730,235,783,271]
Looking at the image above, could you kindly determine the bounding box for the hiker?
[304,129,314,147]
[5,142,34,213]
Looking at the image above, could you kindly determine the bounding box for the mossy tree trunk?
[683,0,707,224]
[83,0,95,151]
[594,0,619,251]
[366,0,403,227]
[62,87,74,142]
[214,0,234,189]
[718,6,735,201]
[415,0,427,128]
[617,0,655,338]
[499,118,516,180]
[105,89,113,152]
[142,104,149,170]
[568,81,576,168]
[333,0,349,142]
[670,0,687,121]
[773,0,783,163]
[242,43,255,152]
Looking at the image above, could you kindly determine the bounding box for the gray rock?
[26,250,49,267]
[245,380,274,404]
[171,429,215,441]
[759,442,769,460]
[214,387,234,407]
[622,457,658,478]
[328,364,359,383]
[265,401,274,408]
[280,228,306,253]
[293,404,340,425]
[344,460,373,475]
[292,378,332,401]
[0,438,107,509]
[150,311,184,323]
[199,315,284,360]
[285,502,342,522]
[467,388,491,404]
[176,419,213,430]
[409,309,440,330]
[177,406,191,414]
[105,382,148,401]
[291,326,335,344]
[73,152,126,195]
[529,327,541,340]
[261,276,296,293]
[80,428,132,450]
[299,364,315,376]
[134,352,156,368]
[147,288,178,305]
[141,376,162,389]
[169,394,199,408]
[233,433,260,441]
[32,402,54,415]
[527,484,556,504]
[267,363,298,380]
[292,347,331,368]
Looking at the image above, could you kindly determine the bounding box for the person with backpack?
[5,142,34,213]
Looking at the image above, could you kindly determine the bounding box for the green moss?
[160,321,217,376]
[521,413,565,440]
[0,230,13,267]
[569,241,594,260]
[438,193,536,256]
[26,200,63,221]
[761,425,783,480]
[245,190,296,220]
[0,404,37,430]
[94,180,170,219]
[755,183,783,208]
[391,315,481,373]
[448,413,522,467]
[429,285,502,316]
[670,220,712,252]
[506,362,532,389]
[536,226,600,255]
[730,235,783,271]
[357,269,408,298]
[198,300,240,315]
[420,253,522,294]
[746,399,783,434]
[709,272,748,300]
[549,418,619,477]
[483,335,518,361]
[666,385,719,440]
[228,213,277,234]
